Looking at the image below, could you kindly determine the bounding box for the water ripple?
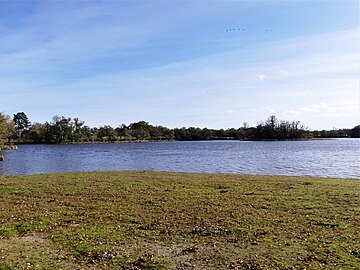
[0,139,359,179]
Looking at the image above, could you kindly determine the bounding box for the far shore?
[2,137,342,148]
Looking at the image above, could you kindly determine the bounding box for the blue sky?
[1,0,359,130]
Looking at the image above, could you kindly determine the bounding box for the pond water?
[0,139,359,178]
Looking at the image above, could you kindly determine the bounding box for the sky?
[0,0,359,130]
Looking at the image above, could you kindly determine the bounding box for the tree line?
[312,127,360,138]
[0,112,359,146]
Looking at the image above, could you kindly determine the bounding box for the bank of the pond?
[0,171,359,269]
[0,145,18,150]
[0,145,17,162]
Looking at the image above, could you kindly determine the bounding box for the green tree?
[129,121,151,140]
[80,125,94,142]
[45,116,73,143]
[255,115,309,140]
[350,125,360,138]
[71,118,85,142]
[13,112,31,139]
[115,124,132,140]
[201,128,212,140]
[0,113,7,145]
[97,125,117,142]
[27,123,47,143]
[158,126,175,140]
[174,127,190,141]
[0,113,16,144]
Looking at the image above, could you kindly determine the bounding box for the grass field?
[0,171,359,269]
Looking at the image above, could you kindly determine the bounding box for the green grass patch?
[0,187,15,195]
[0,171,359,269]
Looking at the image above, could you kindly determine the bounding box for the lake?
[0,139,359,178]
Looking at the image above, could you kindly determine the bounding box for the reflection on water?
[0,139,359,178]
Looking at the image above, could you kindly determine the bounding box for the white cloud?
[255,74,267,81]
[301,107,319,112]
[312,103,331,109]
[284,110,301,116]
[299,102,359,116]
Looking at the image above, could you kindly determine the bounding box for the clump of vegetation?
[0,113,15,149]
[2,111,360,145]
[0,171,359,269]
[253,115,310,140]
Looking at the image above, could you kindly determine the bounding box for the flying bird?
[226,28,246,32]
[226,27,273,32]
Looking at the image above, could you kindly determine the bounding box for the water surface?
[1,139,359,178]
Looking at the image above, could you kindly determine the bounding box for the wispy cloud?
[301,102,359,116]
[255,74,267,81]
[226,109,234,114]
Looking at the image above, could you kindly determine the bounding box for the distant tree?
[350,125,360,138]
[0,113,16,144]
[187,127,202,140]
[174,127,190,141]
[97,125,117,142]
[311,127,352,138]
[225,128,239,139]
[148,125,160,139]
[80,125,94,142]
[45,116,73,143]
[129,121,151,140]
[162,127,175,140]
[216,129,226,139]
[115,124,132,140]
[13,112,31,139]
[71,117,85,142]
[27,123,47,143]
[254,115,309,140]
[201,128,212,140]
[2,112,323,144]
[0,113,8,145]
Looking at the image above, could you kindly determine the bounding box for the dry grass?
[0,171,359,269]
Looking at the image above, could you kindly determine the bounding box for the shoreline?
[1,170,359,180]
[7,137,342,147]
[0,145,18,150]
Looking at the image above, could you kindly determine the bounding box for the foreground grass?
[0,172,359,269]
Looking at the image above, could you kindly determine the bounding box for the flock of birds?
[226,28,273,32]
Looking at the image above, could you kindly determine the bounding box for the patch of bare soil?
[0,234,80,269]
